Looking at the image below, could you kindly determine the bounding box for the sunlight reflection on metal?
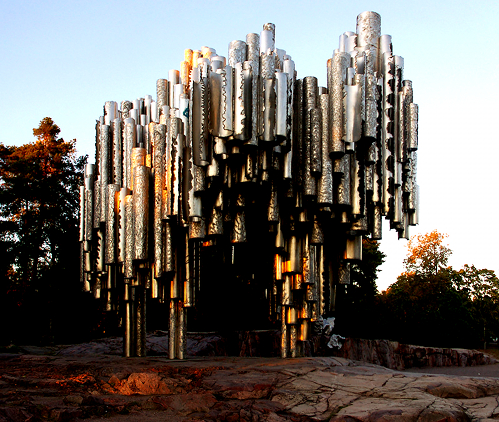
[79,11,419,359]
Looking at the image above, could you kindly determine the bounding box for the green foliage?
[0,118,91,345]
[453,265,499,345]
[377,269,476,347]
[376,231,499,348]
[334,238,386,338]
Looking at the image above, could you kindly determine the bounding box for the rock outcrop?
[331,337,497,370]
[54,331,497,370]
[2,353,499,421]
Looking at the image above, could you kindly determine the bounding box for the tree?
[0,117,88,345]
[334,238,386,338]
[376,231,477,348]
[403,230,452,276]
[374,231,499,348]
[453,265,499,347]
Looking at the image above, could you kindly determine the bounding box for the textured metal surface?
[80,11,420,360]
[281,307,288,358]
[133,166,149,261]
[331,52,350,155]
[275,71,288,140]
[124,194,134,279]
[153,124,166,278]
[356,11,381,51]
[228,40,247,67]
[105,184,120,264]
[169,300,177,359]
[261,67,276,142]
[310,107,322,175]
[99,125,110,223]
[245,33,260,146]
[79,186,85,242]
[318,94,333,205]
[381,52,395,215]
[303,76,317,197]
[234,62,252,140]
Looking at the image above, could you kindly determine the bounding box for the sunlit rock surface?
[1,335,499,421]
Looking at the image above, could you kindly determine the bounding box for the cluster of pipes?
[79,11,419,358]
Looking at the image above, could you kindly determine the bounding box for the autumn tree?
[377,231,477,347]
[403,230,452,276]
[375,230,499,348]
[0,118,90,345]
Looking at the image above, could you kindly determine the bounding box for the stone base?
[51,331,498,371]
[328,337,498,370]
[3,352,499,421]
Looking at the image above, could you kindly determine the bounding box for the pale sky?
[1,0,498,291]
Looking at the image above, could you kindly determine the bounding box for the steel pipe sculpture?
[79,11,419,358]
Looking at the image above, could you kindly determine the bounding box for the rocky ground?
[2,334,499,421]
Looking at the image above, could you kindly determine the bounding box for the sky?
[1,0,498,291]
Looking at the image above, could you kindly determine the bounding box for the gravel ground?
[402,362,499,377]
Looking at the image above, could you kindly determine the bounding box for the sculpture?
[79,11,419,358]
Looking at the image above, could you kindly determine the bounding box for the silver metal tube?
[121,100,132,120]
[124,194,134,279]
[96,228,105,274]
[338,261,351,284]
[228,40,247,66]
[164,221,175,273]
[345,84,362,148]
[261,77,276,143]
[409,103,419,151]
[191,79,210,166]
[231,210,247,243]
[290,325,299,358]
[136,285,146,357]
[303,76,317,197]
[210,66,233,138]
[260,29,275,54]
[234,62,252,141]
[168,70,180,108]
[169,299,177,359]
[336,154,351,206]
[79,186,85,242]
[153,124,166,278]
[373,205,382,240]
[318,94,333,205]
[310,107,322,175]
[112,118,123,186]
[124,284,134,357]
[318,245,326,316]
[189,218,206,239]
[356,11,381,72]
[345,235,362,260]
[165,117,181,217]
[133,165,149,261]
[245,33,261,145]
[85,188,93,241]
[123,118,136,189]
[350,153,364,216]
[281,307,288,358]
[178,303,186,359]
[105,184,120,264]
[99,125,110,223]
[275,71,288,141]
[330,52,350,155]
[118,187,130,263]
[381,52,395,215]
